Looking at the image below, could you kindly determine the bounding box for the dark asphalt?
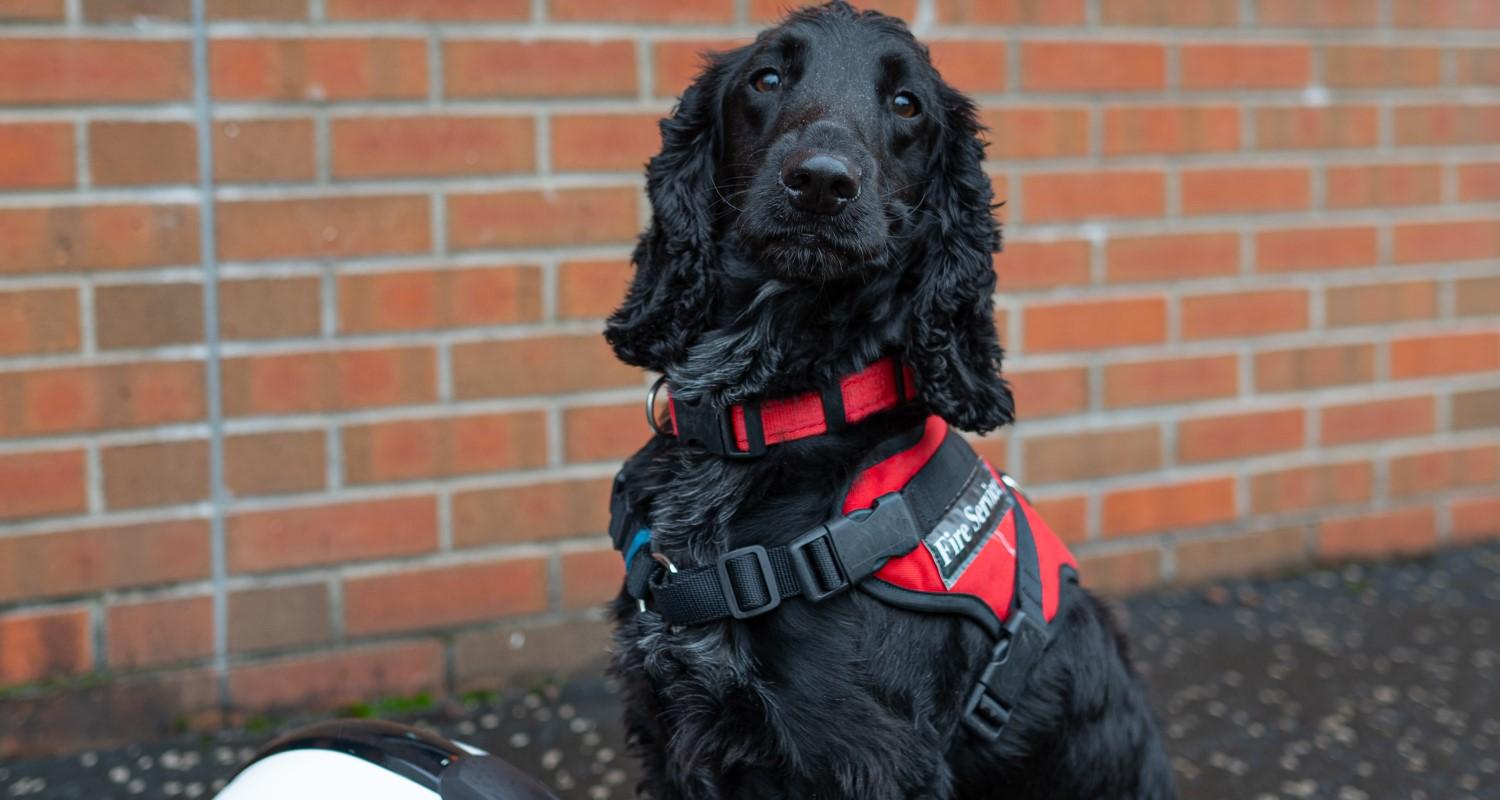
[3,541,1498,800]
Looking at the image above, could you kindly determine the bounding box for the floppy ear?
[604,53,739,373]
[903,83,1014,434]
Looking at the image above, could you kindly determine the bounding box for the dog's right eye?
[751,68,782,93]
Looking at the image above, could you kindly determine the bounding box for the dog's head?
[606,1,1011,433]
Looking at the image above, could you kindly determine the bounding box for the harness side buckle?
[962,610,1051,742]
[715,545,781,619]
[789,492,921,603]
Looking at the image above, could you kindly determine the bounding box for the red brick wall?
[2,0,1499,753]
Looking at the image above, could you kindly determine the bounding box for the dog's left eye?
[751,68,782,93]
[891,91,920,118]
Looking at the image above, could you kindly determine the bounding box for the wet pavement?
[3,541,1498,800]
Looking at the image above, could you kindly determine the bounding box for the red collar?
[651,356,917,458]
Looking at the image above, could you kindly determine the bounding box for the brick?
[217,196,430,262]
[652,39,750,96]
[1254,106,1378,150]
[1103,477,1236,538]
[1459,163,1500,201]
[95,283,204,350]
[83,0,186,18]
[558,259,631,320]
[89,122,196,187]
[345,559,548,636]
[0,123,74,189]
[453,618,612,690]
[552,113,660,172]
[1022,42,1165,92]
[219,277,322,340]
[1326,281,1437,327]
[0,520,209,604]
[1103,106,1239,155]
[0,608,91,686]
[1178,409,1305,463]
[1104,355,1239,408]
[326,0,527,19]
[0,0,65,20]
[0,449,86,522]
[221,347,435,417]
[1395,104,1500,146]
[929,41,1007,94]
[343,411,548,485]
[0,667,219,757]
[971,436,1009,474]
[1251,461,1372,514]
[1181,167,1309,215]
[1454,388,1500,430]
[101,439,210,510]
[1105,232,1239,283]
[225,430,326,497]
[1022,171,1165,223]
[228,496,438,573]
[1076,548,1159,596]
[210,0,307,17]
[1009,367,1089,419]
[1456,49,1500,85]
[1175,527,1308,585]
[338,266,542,333]
[452,334,639,399]
[1255,0,1379,27]
[1028,495,1088,543]
[1324,46,1441,88]
[0,288,80,356]
[229,641,443,712]
[980,108,1090,160]
[1256,225,1378,272]
[1457,277,1500,316]
[0,361,204,437]
[1256,344,1375,392]
[936,0,1085,24]
[447,188,638,251]
[1390,445,1500,497]
[1394,0,1500,27]
[1326,163,1443,209]
[447,40,636,99]
[1181,289,1308,340]
[215,119,317,182]
[565,403,646,463]
[1393,220,1500,264]
[996,240,1091,291]
[331,116,534,179]
[229,583,331,654]
[561,547,624,611]
[1100,0,1237,25]
[0,40,190,105]
[1022,296,1166,353]
[1180,44,1310,90]
[211,38,427,101]
[453,477,611,548]
[1390,332,1500,379]
[555,0,729,21]
[1021,425,1160,484]
[0,204,199,274]
[1319,508,1438,560]
[1320,396,1436,445]
[107,596,213,669]
[1453,496,1500,543]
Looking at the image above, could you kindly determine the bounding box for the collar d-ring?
[646,375,670,436]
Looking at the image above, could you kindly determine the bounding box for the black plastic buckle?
[715,545,780,619]
[608,472,635,552]
[789,492,920,604]
[671,395,766,459]
[963,610,1051,742]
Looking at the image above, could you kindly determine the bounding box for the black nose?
[780,151,860,215]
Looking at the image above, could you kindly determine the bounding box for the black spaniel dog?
[603,3,1175,798]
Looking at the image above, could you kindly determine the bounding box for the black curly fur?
[602,4,1176,798]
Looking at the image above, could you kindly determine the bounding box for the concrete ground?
[3,540,1497,800]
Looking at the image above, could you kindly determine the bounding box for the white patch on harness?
[922,459,1015,588]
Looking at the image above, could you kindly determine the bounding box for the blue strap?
[623,528,652,565]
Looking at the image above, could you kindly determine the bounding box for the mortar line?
[190,0,232,707]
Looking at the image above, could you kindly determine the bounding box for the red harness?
[613,363,1079,741]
